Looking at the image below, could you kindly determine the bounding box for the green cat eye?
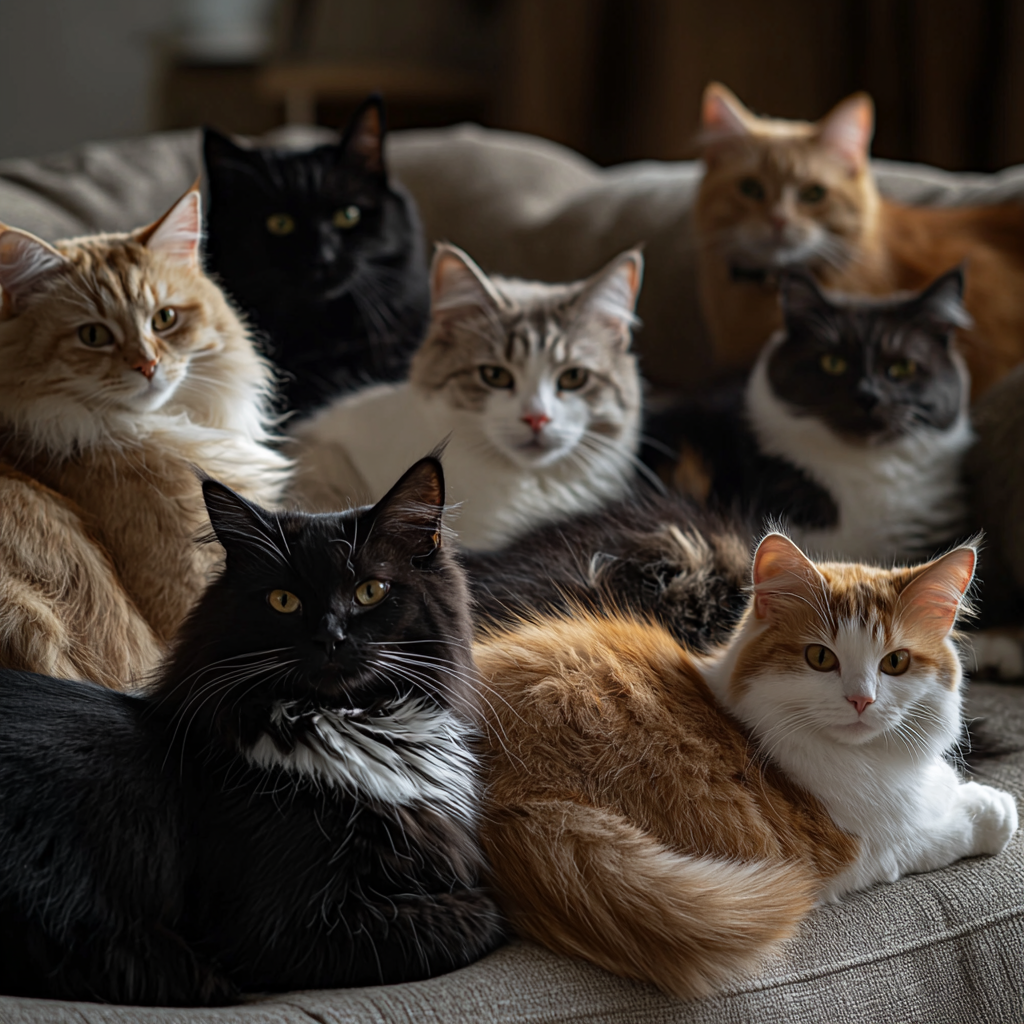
[558,367,589,391]
[480,365,514,389]
[805,644,839,672]
[738,177,765,200]
[799,183,827,203]
[880,649,910,675]
[266,213,296,236]
[268,589,302,614]
[355,579,389,607]
[152,307,177,332]
[820,353,848,376]
[78,323,114,348]
[886,359,917,381]
[333,205,361,229]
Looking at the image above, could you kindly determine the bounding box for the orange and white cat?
[695,82,1024,398]
[475,533,1017,998]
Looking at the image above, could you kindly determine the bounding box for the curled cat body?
[695,82,1024,398]
[475,532,1017,998]
[290,244,643,551]
[0,187,290,688]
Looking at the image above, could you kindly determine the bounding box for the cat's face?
[410,245,643,470]
[162,457,474,739]
[727,533,974,749]
[695,83,877,275]
[764,269,969,441]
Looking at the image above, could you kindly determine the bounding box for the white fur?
[246,696,478,821]
[746,333,972,564]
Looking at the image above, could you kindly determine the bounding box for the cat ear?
[751,532,827,621]
[578,248,643,337]
[778,269,829,323]
[910,265,972,334]
[202,127,249,170]
[135,185,202,268]
[818,92,874,171]
[201,478,287,568]
[699,82,754,163]
[0,226,69,314]
[897,546,976,639]
[431,243,505,318]
[369,456,445,557]
[342,94,385,175]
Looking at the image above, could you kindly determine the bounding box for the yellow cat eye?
[820,353,848,376]
[738,176,765,200]
[886,359,917,381]
[78,323,114,348]
[799,183,828,203]
[267,589,302,614]
[880,649,911,675]
[558,367,589,391]
[805,644,839,672]
[333,205,361,229]
[266,213,296,236]
[355,579,390,607]
[152,307,177,332]
[480,365,514,389]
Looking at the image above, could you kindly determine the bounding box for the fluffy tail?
[484,800,818,999]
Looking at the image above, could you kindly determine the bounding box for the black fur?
[0,458,503,1005]
[203,95,430,416]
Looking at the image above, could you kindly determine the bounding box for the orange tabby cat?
[475,533,1017,997]
[695,82,1024,398]
[0,187,291,688]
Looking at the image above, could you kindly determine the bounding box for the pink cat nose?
[522,412,551,434]
[847,695,875,715]
[132,356,159,380]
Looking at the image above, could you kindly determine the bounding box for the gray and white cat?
[290,244,644,551]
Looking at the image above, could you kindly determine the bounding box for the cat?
[203,94,431,416]
[290,243,644,551]
[0,185,291,689]
[473,531,1018,999]
[0,457,505,1005]
[695,81,1024,399]
[644,267,973,565]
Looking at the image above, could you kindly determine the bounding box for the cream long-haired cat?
[290,244,643,551]
[475,533,1017,998]
[0,187,290,689]
[695,82,1024,398]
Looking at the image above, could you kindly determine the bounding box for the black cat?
[0,458,503,1006]
[203,94,430,416]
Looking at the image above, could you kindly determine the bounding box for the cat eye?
[333,206,361,229]
[151,307,177,332]
[558,367,589,391]
[267,589,302,614]
[266,213,296,236]
[799,183,828,203]
[355,579,390,607]
[480,365,514,389]
[738,177,765,200]
[805,644,839,672]
[819,353,848,376]
[78,323,114,348]
[879,649,911,675]
[886,359,917,381]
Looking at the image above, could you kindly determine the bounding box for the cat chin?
[122,376,181,413]
[500,441,577,469]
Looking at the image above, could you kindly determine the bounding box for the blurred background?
[1,0,1022,171]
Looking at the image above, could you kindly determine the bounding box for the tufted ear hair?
[202,477,290,571]
[907,265,972,335]
[817,92,875,172]
[897,546,976,639]
[751,532,827,621]
[778,268,831,324]
[369,456,445,558]
[577,247,644,338]
[430,243,505,319]
[0,226,69,315]
[135,184,203,268]
[341,93,385,175]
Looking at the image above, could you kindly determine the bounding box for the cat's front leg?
[958,780,1018,857]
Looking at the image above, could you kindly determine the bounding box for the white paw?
[969,632,1024,680]
[965,783,1019,855]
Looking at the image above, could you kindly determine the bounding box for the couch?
[0,125,1021,1023]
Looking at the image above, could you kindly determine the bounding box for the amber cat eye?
[267,589,302,614]
[333,206,361,229]
[880,649,911,675]
[738,177,765,200]
[78,323,114,348]
[355,579,390,607]
[480,365,514,389]
[799,183,828,203]
[266,213,296,236]
[152,307,177,332]
[805,644,839,672]
[558,367,589,391]
[886,359,917,380]
[819,353,848,376]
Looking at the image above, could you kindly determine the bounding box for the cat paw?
[966,783,1019,855]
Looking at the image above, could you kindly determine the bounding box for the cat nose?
[856,382,879,410]
[131,355,159,380]
[314,617,346,659]
[768,212,788,230]
[522,412,551,434]
[847,695,875,715]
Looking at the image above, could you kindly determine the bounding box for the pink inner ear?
[701,87,750,139]
[818,95,874,169]
[143,191,202,267]
[898,547,976,637]
[430,246,500,315]
[752,533,823,620]
[0,229,67,306]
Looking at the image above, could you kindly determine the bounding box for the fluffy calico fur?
[204,95,430,416]
[646,268,973,564]
[475,533,1017,998]
[0,187,290,688]
[290,244,644,551]
[0,459,503,1005]
[695,82,1024,398]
